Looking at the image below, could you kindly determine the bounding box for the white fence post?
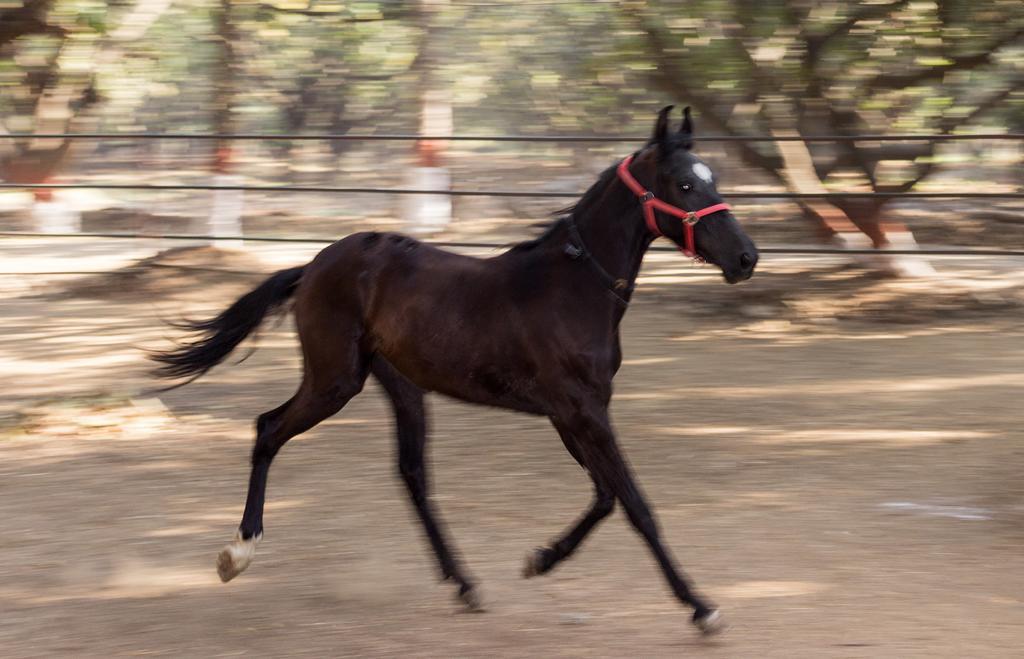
[207,173,244,248]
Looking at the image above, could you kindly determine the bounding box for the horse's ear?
[680,106,694,135]
[650,104,674,148]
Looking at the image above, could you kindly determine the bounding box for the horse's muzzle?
[723,250,758,284]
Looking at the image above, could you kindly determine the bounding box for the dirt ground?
[1,241,1023,658]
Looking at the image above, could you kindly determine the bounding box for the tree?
[0,0,173,187]
[0,0,65,48]
[625,0,1023,268]
[0,1,89,192]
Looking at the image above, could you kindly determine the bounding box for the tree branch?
[881,78,1024,193]
[345,51,422,82]
[257,2,415,21]
[633,11,785,179]
[941,78,1024,133]
[804,0,910,59]
[868,27,1024,91]
[0,0,65,48]
[732,0,791,102]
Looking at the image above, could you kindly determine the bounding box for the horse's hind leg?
[561,402,725,635]
[523,419,614,578]
[217,327,370,582]
[373,358,482,611]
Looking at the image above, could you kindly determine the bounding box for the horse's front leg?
[564,402,726,635]
[373,358,482,611]
[523,419,615,577]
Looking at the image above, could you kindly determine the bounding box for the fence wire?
[1,130,1021,259]
[3,231,1023,257]
[1,183,1021,199]
[2,132,1022,142]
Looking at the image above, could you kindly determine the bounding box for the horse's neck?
[572,196,654,296]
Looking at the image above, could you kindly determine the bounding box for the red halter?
[616,154,731,258]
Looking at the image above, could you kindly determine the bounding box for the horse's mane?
[508,154,636,253]
[507,215,569,252]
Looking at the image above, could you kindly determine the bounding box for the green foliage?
[0,0,1020,188]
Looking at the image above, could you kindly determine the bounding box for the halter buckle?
[639,191,655,202]
[683,211,700,226]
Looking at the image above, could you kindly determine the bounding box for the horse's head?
[637,105,759,284]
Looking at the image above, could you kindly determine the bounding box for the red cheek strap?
[617,154,731,258]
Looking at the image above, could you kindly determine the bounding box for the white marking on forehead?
[692,162,714,182]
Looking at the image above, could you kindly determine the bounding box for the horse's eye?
[680,183,692,192]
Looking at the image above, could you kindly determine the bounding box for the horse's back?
[292,231,557,410]
[298,230,506,310]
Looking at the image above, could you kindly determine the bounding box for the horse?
[151,106,758,635]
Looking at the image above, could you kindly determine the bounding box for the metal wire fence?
[2,132,1022,142]
[0,183,1020,199]
[1,131,1022,260]
[2,231,1023,257]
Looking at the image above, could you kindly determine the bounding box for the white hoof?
[694,609,727,636]
[522,547,548,579]
[217,531,260,583]
[457,585,486,613]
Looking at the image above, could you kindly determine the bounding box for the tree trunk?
[403,0,452,235]
[208,0,243,247]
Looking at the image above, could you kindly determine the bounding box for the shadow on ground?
[1,246,1022,657]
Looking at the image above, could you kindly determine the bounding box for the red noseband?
[616,154,731,258]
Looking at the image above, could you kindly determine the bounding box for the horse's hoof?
[693,609,727,636]
[216,531,260,583]
[522,546,552,578]
[456,584,486,613]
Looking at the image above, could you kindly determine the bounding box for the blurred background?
[1,2,1023,657]
[1,0,1022,251]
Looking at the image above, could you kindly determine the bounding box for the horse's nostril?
[740,252,755,270]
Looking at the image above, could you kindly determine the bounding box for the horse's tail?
[149,266,305,385]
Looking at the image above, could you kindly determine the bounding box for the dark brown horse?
[152,106,758,635]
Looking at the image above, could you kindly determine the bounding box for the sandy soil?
[1,244,1023,658]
